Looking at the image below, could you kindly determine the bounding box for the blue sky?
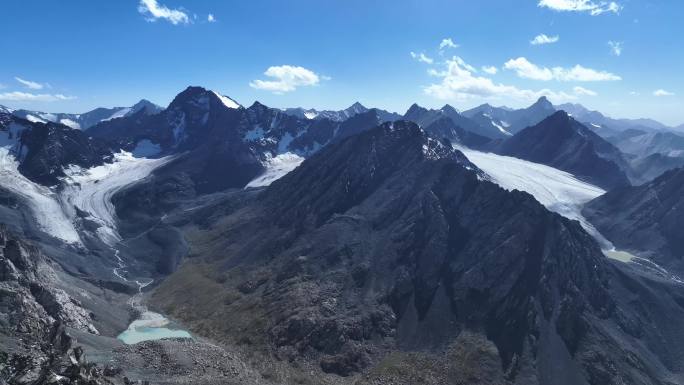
[1,0,682,125]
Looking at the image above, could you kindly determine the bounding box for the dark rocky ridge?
[0,226,120,384]
[0,112,112,186]
[422,116,492,148]
[151,121,684,384]
[497,111,631,190]
[583,167,684,274]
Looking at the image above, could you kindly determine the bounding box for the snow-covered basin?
[117,311,191,344]
[458,148,616,250]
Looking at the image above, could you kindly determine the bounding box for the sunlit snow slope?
[245,152,304,188]
[0,148,81,243]
[459,147,613,249]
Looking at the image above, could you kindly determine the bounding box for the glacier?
[60,151,172,246]
[458,147,613,249]
[0,148,81,244]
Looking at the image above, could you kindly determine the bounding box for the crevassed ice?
[60,151,172,245]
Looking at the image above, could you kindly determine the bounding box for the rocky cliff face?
[151,121,684,384]
[0,226,119,385]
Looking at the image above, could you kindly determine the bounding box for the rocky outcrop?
[0,226,116,385]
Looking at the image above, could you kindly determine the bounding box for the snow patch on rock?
[59,119,81,130]
[212,91,240,109]
[245,152,304,188]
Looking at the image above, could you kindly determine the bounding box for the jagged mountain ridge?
[283,102,402,123]
[7,99,162,130]
[462,96,557,136]
[0,112,111,186]
[402,103,505,139]
[150,120,684,384]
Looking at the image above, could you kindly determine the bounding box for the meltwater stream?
[113,250,192,344]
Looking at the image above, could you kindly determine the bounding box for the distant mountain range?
[1,99,162,130]
[462,96,558,136]
[2,87,683,193]
[283,102,402,123]
[555,103,673,134]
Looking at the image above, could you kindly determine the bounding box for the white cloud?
[504,57,621,81]
[138,0,189,25]
[207,14,215,22]
[504,57,553,80]
[538,0,621,15]
[573,86,598,96]
[629,91,639,96]
[530,34,559,45]
[410,52,434,64]
[250,65,322,94]
[608,41,623,56]
[423,56,576,103]
[653,89,675,97]
[15,77,45,90]
[482,66,498,75]
[439,38,459,50]
[0,92,76,102]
